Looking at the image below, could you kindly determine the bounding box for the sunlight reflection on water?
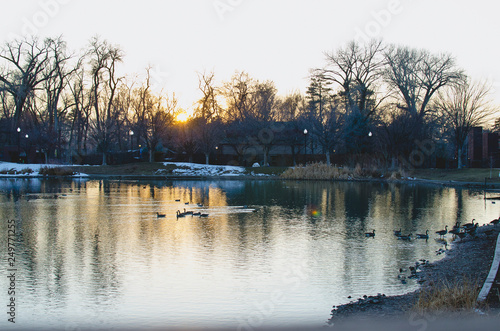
[0,179,498,329]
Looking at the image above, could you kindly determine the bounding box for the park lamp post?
[304,129,308,163]
[129,130,134,151]
[24,134,29,163]
[368,131,373,153]
[16,127,21,162]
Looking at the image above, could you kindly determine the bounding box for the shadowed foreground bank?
[4,318,500,331]
[326,224,500,330]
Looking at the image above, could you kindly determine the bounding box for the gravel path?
[327,224,500,328]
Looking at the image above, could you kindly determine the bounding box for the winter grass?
[281,162,405,180]
[413,278,484,314]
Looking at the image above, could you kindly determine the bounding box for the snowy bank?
[161,162,247,177]
[0,162,88,177]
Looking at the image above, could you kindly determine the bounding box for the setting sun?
[175,112,190,123]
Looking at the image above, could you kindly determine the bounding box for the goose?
[463,219,475,230]
[176,210,186,218]
[393,228,402,236]
[156,212,166,218]
[365,230,375,237]
[464,223,478,236]
[184,202,190,205]
[193,212,201,216]
[435,225,448,238]
[199,213,209,218]
[455,232,467,240]
[416,230,429,239]
[490,218,499,226]
[175,199,180,202]
[452,221,461,230]
[183,208,194,215]
[197,203,203,207]
[398,233,412,240]
[449,227,461,236]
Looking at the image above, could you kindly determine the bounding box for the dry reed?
[413,278,483,314]
[281,162,402,180]
[39,166,76,176]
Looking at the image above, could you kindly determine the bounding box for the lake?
[0,178,497,330]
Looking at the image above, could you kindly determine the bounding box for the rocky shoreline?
[327,224,500,328]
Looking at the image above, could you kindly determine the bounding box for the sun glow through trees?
[175,112,190,123]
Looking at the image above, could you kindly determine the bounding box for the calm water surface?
[0,178,498,329]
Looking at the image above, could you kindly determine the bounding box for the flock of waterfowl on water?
[156,200,257,219]
[385,217,499,285]
[365,217,500,241]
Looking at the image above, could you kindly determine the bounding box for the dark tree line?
[0,36,497,168]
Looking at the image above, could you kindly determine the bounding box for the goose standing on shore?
[455,232,467,240]
[435,225,448,239]
[463,219,475,230]
[394,228,402,236]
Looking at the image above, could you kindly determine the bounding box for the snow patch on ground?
[0,162,87,177]
[162,162,247,177]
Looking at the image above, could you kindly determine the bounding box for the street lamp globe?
[17,127,21,133]
[304,129,308,135]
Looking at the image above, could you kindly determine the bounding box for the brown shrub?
[39,166,76,176]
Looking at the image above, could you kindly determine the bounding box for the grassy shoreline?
[3,162,500,188]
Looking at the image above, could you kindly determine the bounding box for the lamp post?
[129,130,134,151]
[24,134,29,163]
[16,127,21,162]
[304,129,308,164]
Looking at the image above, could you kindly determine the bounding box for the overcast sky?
[2,0,500,111]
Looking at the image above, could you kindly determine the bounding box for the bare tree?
[132,67,175,162]
[67,68,92,161]
[87,36,124,165]
[275,91,305,122]
[434,79,497,168]
[381,45,465,166]
[383,45,465,119]
[324,40,384,116]
[0,37,53,132]
[193,117,224,165]
[41,37,80,160]
[323,40,385,156]
[221,71,256,122]
[195,70,220,121]
[276,92,306,165]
